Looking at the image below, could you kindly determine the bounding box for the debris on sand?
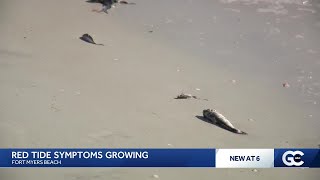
[50,96,60,112]
[282,82,290,88]
[75,90,81,95]
[152,174,159,179]
[174,93,208,101]
[80,34,104,46]
[295,34,304,39]
[175,93,197,99]
[248,118,255,122]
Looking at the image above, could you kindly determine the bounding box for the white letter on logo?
[282,151,304,166]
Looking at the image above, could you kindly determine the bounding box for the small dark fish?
[80,34,104,46]
[87,0,117,5]
[87,0,134,14]
[174,93,208,101]
[87,0,114,13]
[175,93,197,99]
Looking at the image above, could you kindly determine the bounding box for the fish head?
[203,109,211,115]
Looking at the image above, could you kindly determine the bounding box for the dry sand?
[0,0,319,179]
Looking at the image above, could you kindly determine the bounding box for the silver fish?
[203,109,247,135]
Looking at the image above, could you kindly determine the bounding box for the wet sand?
[0,0,319,179]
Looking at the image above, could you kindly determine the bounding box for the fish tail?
[230,128,248,135]
[237,130,248,135]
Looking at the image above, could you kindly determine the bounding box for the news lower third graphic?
[0,148,319,168]
[215,149,274,168]
[0,149,215,167]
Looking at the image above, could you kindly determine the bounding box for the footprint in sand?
[87,130,131,144]
[66,170,105,180]
[50,96,61,112]
[88,130,114,140]
[66,169,130,180]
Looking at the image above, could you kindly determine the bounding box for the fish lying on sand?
[174,93,208,101]
[80,34,104,46]
[202,109,247,135]
[88,0,135,13]
[88,0,117,13]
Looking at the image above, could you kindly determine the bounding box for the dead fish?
[175,93,196,99]
[87,0,117,5]
[87,0,116,13]
[174,93,208,101]
[80,34,104,46]
[88,0,135,13]
[203,109,247,135]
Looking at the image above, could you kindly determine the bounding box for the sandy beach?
[0,0,319,179]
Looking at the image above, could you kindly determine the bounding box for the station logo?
[282,150,304,166]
